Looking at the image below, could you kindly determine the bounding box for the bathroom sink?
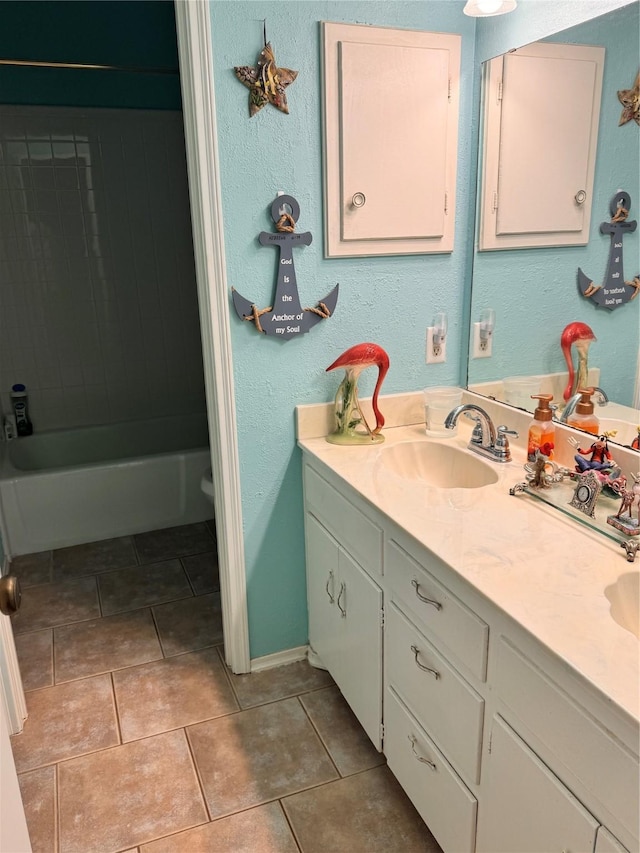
[379,441,499,489]
[598,418,639,447]
[605,572,640,640]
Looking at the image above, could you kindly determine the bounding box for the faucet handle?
[495,425,518,460]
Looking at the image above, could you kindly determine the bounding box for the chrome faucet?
[558,392,582,423]
[592,386,609,406]
[445,404,517,462]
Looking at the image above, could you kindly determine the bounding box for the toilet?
[200,467,214,503]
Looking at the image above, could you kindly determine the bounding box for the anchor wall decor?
[232,195,339,340]
[578,191,640,310]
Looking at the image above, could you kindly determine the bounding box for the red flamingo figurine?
[560,322,596,401]
[326,343,390,443]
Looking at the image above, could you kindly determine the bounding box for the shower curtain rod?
[0,58,179,75]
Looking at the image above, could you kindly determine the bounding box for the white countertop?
[299,421,640,725]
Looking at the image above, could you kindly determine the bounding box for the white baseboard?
[250,645,309,673]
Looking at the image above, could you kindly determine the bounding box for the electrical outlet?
[472,322,493,358]
[426,327,446,364]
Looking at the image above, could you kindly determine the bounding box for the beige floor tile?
[54,608,163,683]
[11,576,100,635]
[187,697,338,819]
[11,674,119,773]
[140,802,298,853]
[229,659,334,709]
[98,559,192,616]
[18,765,57,853]
[114,647,238,742]
[300,685,386,776]
[134,523,215,563]
[53,536,137,579]
[283,765,442,853]
[58,729,207,853]
[153,592,222,656]
[15,629,53,691]
[11,551,52,588]
[181,551,219,595]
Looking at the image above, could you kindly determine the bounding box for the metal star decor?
[617,70,639,126]
[234,42,298,117]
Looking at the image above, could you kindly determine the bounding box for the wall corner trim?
[174,0,250,673]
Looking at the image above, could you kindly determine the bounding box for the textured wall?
[210,1,476,657]
[468,1,639,406]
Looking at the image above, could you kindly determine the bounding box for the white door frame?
[174,1,251,673]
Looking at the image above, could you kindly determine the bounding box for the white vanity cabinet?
[303,466,383,749]
[301,452,639,853]
[476,715,599,853]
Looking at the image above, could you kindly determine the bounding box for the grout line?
[183,726,213,822]
[130,534,142,565]
[110,671,124,745]
[54,760,60,853]
[149,604,167,658]
[296,695,341,779]
[277,799,304,852]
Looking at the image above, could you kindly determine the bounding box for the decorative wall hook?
[232,194,338,340]
[578,191,640,310]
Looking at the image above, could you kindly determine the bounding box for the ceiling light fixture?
[463,0,517,17]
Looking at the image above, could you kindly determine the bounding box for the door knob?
[0,575,21,615]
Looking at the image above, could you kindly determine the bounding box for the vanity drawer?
[386,538,488,681]
[496,637,640,844]
[385,687,477,853]
[386,603,484,784]
[304,465,383,577]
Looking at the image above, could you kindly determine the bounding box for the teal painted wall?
[468,0,639,404]
[0,1,181,109]
[210,1,476,656]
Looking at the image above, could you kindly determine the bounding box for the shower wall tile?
[0,105,206,431]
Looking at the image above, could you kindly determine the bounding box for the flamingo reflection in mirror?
[561,322,597,401]
[326,343,390,445]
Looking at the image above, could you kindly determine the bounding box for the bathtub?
[0,413,213,555]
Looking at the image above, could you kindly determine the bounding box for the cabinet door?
[305,513,341,672]
[332,548,383,749]
[476,716,598,853]
[323,22,460,257]
[595,826,630,853]
[305,513,383,750]
[479,42,604,250]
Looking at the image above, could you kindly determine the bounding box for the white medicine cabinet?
[478,41,605,251]
[321,22,461,258]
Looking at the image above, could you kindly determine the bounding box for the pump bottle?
[565,388,599,435]
[527,394,556,462]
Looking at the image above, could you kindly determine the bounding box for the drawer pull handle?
[325,571,335,604]
[411,579,442,610]
[337,582,346,618]
[411,645,440,679]
[408,735,436,770]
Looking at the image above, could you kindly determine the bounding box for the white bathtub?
[0,413,213,555]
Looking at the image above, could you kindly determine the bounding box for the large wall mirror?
[467,2,639,451]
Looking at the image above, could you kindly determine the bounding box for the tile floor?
[10,522,442,853]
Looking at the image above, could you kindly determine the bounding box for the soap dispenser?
[527,394,555,461]
[566,387,599,435]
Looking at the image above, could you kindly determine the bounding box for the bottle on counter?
[527,394,556,462]
[10,384,33,436]
[565,387,599,435]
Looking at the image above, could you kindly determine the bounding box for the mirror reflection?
[468,3,639,450]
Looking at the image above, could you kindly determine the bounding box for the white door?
[0,627,30,853]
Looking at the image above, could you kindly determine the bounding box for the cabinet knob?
[351,192,366,208]
[575,190,587,204]
[0,575,21,615]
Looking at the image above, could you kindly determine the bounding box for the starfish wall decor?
[617,70,639,126]
[234,42,298,117]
